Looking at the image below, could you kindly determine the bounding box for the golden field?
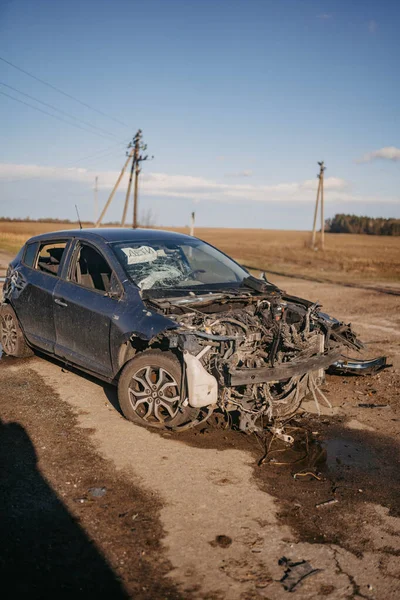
[0,221,399,284]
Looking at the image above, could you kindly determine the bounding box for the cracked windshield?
[112,239,248,290]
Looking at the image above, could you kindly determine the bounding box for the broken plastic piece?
[328,356,387,376]
[270,426,295,444]
[184,352,218,408]
[279,557,322,592]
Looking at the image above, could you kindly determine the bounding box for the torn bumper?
[327,356,387,376]
[227,351,342,386]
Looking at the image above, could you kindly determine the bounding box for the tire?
[118,349,199,430]
[0,304,33,358]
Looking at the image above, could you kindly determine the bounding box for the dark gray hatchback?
[1,228,386,433]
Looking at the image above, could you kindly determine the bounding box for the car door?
[53,240,123,378]
[11,239,71,354]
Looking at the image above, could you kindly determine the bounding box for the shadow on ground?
[0,417,128,599]
[0,361,184,600]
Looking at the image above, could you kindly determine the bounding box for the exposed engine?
[147,285,363,432]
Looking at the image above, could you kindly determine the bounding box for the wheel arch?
[114,332,183,380]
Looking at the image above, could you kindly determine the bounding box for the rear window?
[23,242,38,268]
[35,241,68,277]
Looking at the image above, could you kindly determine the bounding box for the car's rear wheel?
[0,304,33,358]
[118,349,199,430]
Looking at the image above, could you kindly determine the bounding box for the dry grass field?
[0,220,399,285]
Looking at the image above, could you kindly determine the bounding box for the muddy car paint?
[1,228,386,432]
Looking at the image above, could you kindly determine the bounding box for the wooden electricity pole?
[133,134,140,229]
[132,129,152,229]
[320,162,325,249]
[311,161,326,249]
[190,211,195,236]
[121,151,135,226]
[95,131,152,228]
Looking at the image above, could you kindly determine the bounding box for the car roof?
[25,227,195,245]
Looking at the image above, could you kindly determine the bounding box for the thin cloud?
[224,170,253,178]
[318,13,333,20]
[0,162,395,204]
[368,19,377,34]
[356,146,400,163]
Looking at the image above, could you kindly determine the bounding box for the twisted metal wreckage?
[140,275,387,433]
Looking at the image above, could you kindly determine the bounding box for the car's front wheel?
[0,304,33,358]
[118,349,199,430]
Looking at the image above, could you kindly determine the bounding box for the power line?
[0,90,119,140]
[0,55,129,128]
[71,141,129,166]
[0,141,128,185]
[0,81,119,139]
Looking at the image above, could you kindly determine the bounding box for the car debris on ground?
[279,556,322,592]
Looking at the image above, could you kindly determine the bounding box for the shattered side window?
[111,239,248,290]
[35,241,68,277]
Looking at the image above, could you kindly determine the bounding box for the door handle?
[54,298,68,307]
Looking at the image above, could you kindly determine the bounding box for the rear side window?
[23,242,38,267]
[35,241,68,277]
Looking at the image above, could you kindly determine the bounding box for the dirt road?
[1,272,399,599]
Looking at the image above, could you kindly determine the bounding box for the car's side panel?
[9,266,59,353]
[108,286,179,375]
[8,235,73,354]
[53,278,117,377]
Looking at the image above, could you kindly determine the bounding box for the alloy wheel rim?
[128,365,181,426]
[1,314,17,354]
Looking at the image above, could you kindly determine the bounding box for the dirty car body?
[1,228,385,432]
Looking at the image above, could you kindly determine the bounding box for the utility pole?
[94,176,98,224]
[311,161,326,249]
[95,131,152,229]
[131,129,152,229]
[121,150,135,226]
[190,211,195,236]
[320,162,325,250]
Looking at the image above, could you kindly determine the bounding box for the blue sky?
[0,0,399,228]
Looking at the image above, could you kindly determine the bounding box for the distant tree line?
[0,216,84,224]
[325,214,400,236]
[0,209,156,227]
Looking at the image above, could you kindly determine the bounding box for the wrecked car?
[0,228,386,432]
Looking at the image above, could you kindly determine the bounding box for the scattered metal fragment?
[315,498,338,508]
[293,471,322,481]
[328,356,388,376]
[279,556,322,592]
[358,403,389,409]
